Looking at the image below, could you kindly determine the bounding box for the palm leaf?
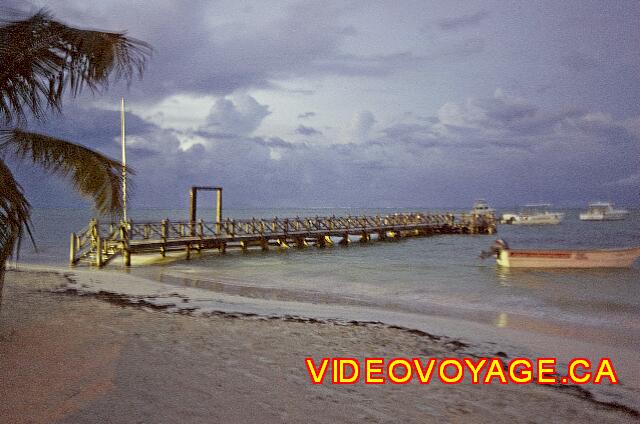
[0,128,132,215]
[0,9,152,124]
[0,157,31,261]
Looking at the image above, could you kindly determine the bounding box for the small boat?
[482,240,640,268]
[471,199,494,215]
[500,204,564,225]
[579,202,628,221]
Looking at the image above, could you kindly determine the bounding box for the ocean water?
[19,206,640,346]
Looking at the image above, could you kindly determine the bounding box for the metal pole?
[121,97,128,223]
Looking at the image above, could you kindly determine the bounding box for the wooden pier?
[69,212,497,267]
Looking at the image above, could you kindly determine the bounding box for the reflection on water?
[494,312,509,328]
[495,267,512,286]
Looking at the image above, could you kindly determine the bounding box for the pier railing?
[70,212,496,267]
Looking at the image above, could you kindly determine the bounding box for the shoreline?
[13,259,639,339]
[1,265,638,420]
[146,265,639,349]
[13,263,640,357]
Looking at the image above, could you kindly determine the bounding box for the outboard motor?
[480,239,509,259]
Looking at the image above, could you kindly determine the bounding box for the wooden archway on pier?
[189,186,222,234]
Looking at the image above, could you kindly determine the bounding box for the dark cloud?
[4,2,640,209]
[201,96,270,136]
[436,92,583,143]
[344,110,376,143]
[27,105,156,151]
[295,125,322,136]
[11,111,639,211]
[561,52,600,73]
[437,37,486,58]
[0,1,426,105]
[565,114,637,145]
[437,10,489,31]
[284,88,316,96]
[476,97,539,126]
[81,1,424,101]
[250,136,302,150]
[379,123,439,145]
[307,51,427,77]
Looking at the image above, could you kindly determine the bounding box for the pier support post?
[216,188,222,234]
[487,214,497,234]
[339,233,350,246]
[95,235,102,267]
[360,232,370,243]
[69,233,76,266]
[161,219,168,257]
[91,219,103,267]
[189,188,197,236]
[121,223,131,267]
[277,238,289,249]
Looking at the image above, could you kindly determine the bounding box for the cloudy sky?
[7,0,640,209]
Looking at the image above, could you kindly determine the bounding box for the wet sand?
[0,270,638,423]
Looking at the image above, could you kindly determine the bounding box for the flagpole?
[121,97,128,223]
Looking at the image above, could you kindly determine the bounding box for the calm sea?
[19,206,640,346]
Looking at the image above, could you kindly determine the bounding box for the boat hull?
[579,203,628,221]
[579,212,628,221]
[510,216,562,225]
[497,247,640,268]
[508,213,564,225]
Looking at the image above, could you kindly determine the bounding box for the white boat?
[579,202,628,221]
[471,199,494,215]
[483,240,640,268]
[500,204,564,225]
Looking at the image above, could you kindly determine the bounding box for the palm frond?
[0,157,31,261]
[0,9,152,124]
[0,128,133,215]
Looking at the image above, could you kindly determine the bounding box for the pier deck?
[70,212,497,267]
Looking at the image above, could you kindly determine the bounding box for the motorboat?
[470,199,495,215]
[500,204,564,225]
[482,239,640,268]
[579,202,628,221]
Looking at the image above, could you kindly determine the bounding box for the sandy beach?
[0,268,638,424]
